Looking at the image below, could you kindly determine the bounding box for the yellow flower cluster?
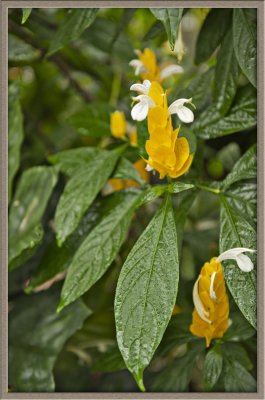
[145,81,193,179]
[190,257,229,347]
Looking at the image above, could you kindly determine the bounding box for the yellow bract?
[138,48,161,82]
[145,82,192,179]
[110,111,127,139]
[190,257,230,347]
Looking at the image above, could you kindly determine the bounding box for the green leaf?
[115,194,179,391]
[223,360,256,392]
[203,345,223,391]
[225,182,257,228]
[58,190,142,311]
[150,8,183,51]
[25,200,102,293]
[47,9,99,56]
[222,343,253,370]
[219,195,256,328]
[48,147,102,177]
[9,167,58,270]
[112,157,145,185]
[223,311,256,342]
[195,8,232,64]
[92,346,126,373]
[152,341,204,391]
[233,9,257,88]
[214,28,240,114]
[139,182,194,206]
[8,34,40,62]
[54,147,123,244]
[8,81,24,203]
[174,190,197,256]
[222,144,257,189]
[195,85,257,139]
[21,8,32,24]
[157,313,198,357]
[9,291,90,391]
[68,103,114,137]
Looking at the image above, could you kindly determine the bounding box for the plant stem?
[195,184,221,194]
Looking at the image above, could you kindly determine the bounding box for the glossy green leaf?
[195,85,257,139]
[214,29,240,114]
[9,291,90,391]
[54,147,123,244]
[222,144,257,189]
[8,34,40,62]
[8,81,24,203]
[48,147,102,177]
[140,182,194,206]
[47,8,99,56]
[152,341,204,391]
[223,312,256,342]
[68,103,114,137]
[26,200,102,293]
[233,9,257,88]
[219,195,256,328]
[195,8,232,64]
[150,8,183,50]
[21,8,32,24]
[223,360,256,392]
[225,182,257,228]
[203,345,223,391]
[112,157,145,185]
[115,195,179,391]
[9,167,58,270]
[58,190,143,311]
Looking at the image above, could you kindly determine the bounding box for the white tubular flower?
[168,98,195,124]
[217,248,256,273]
[209,272,217,301]
[192,276,212,324]
[131,95,155,121]
[129,59,146,75]
[160,64,184,80]
[130,80,154,121]
[130,79,151,95]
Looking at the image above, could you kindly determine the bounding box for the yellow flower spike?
[190,257,229,347]
[138,48,161,82]
[129,129,138,146]
[110,111,127,139]
[148,81,165,107]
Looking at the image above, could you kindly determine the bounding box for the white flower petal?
[193,276,212,324]
[145,159,153,171]
[160,64,184,79]
[130,83,149,94]
[143,80,151,90]
[129,59,145,75]
[209,272,217,301]
[168,98,194,123]
[217,247,255,272]
[176,106,194,123]
[131,101,149,121]
[132,94,155,108]
[234,254,254,272]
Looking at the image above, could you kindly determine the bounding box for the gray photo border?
[1,1,264,399]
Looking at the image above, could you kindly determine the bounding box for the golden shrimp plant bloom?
[143,82,193,179]
[190,257,229,347]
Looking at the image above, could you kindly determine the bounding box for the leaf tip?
[133,370,146,392]
[57,299,66,313]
